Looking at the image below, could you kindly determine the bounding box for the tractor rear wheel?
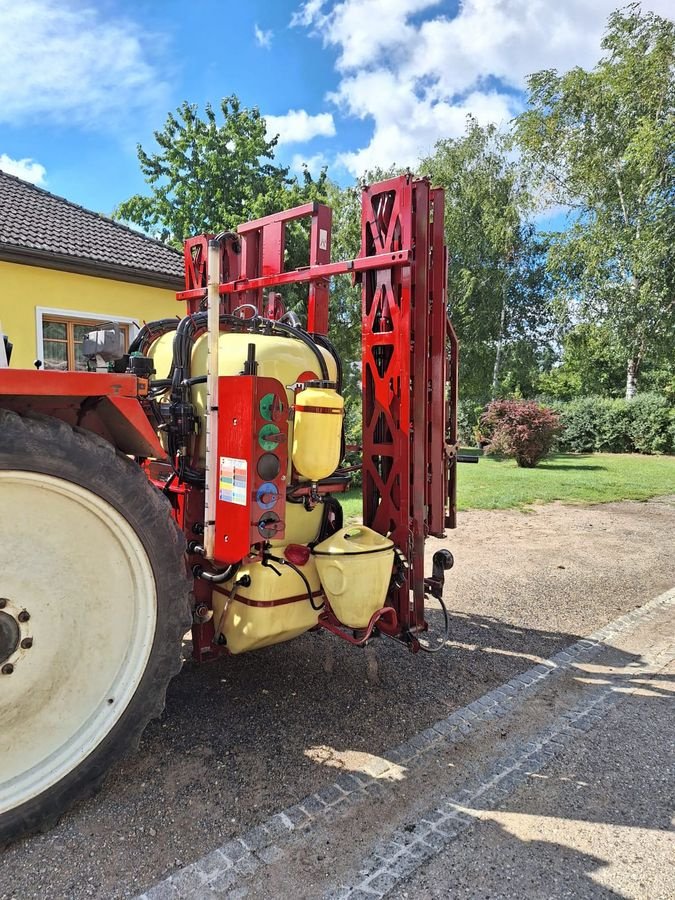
[0,410,191,845]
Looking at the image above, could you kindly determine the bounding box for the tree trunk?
[625,356,639,400]
[491,283,508,398]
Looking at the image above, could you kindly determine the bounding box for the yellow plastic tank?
[212,553,323,654]
[292,384,344,481]
[312,526,394,629]
[147,330,338,465]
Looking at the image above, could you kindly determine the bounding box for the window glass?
[43,340,68,370]
[41,316,129,371]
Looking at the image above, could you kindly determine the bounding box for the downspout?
[203,238,221,560]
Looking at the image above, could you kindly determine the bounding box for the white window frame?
[36,307,140,368]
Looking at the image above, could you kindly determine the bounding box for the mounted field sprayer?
[0,175,459,843]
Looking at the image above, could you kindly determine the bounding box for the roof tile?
[0,170,183,284]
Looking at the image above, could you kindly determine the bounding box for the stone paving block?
[182,886,223,900]
[363,756,392,777]
[432,718,459,738]
[284,804,311,827]
[334,772,364,794]
[365,872,399,895]
[239,825,270,853]
[300,794,327,816]
[388,851,421,879]
[421,830,448,851]
[167,864,205,893]
[363,782,387,799]
[418,807,446,824]
[256,844,284,865]
[317,783,346,806]
[219,839,248,864]
[324,888,353,900]
[373,840,405,861]
[144,881,180,900]
[233,855,259,878]
[432,820,459,839]
[224,887,249,900]
[198,850,232,880]
[206,871,237,894]
[417,726,443,747]
[265,813,295,842]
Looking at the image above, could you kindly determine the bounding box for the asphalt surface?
[1,496,674,899]
[393,658,675,900]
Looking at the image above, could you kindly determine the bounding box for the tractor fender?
[0,369,166,459]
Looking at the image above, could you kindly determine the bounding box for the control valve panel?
[214,375,288,563]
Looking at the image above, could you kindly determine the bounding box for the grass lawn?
[339,452,675,518]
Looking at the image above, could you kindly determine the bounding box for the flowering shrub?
[480,400,561,467]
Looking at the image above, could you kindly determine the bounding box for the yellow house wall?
[0,260,181,369]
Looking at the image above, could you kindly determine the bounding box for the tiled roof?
[0,169,183,288]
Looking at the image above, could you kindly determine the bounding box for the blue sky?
[0,0,672,221]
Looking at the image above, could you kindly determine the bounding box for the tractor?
[0,175,458,843]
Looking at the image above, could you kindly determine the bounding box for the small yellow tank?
[292,384,344,481]
[313,526,394,629]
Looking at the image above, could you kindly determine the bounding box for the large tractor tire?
[0,410,192,845]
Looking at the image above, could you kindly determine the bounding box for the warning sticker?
[319,228,328,251]
[219,456,248,506]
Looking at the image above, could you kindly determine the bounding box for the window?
[42,316,129,371]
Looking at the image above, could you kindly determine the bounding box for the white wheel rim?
[0,471,157,815]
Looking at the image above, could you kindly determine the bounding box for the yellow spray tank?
[313,526,394,629]
[292,382,344,481]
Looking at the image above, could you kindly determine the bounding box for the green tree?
[115,96,322,247]
[420,118,550,402]
[515,5,675,399]
[538,323,627,399]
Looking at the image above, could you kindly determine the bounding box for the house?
[0,170,183,370]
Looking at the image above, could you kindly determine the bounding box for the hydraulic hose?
[193,561,240,584]
[418,591,450,653]
[271,321,330,381]
[263,552,324,611]
[128,317,180,355]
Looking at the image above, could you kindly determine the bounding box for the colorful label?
[219,456,248,506]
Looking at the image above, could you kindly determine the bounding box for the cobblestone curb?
[137,588,674,900]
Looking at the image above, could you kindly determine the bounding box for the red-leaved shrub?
[480,400,561,468]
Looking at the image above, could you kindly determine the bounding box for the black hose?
[193,561,240,584]
[313,333,342,393]
[271,321,330,381]
[418,591,450,653]
[264,552,324,611]
[128,317,180,354]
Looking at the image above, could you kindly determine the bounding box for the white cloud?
[290,152,328,177]
[254,23,273,48]
[0,154,47,184]
[293,0,675,176]
[265,109,336,145]
[0,0,168,128]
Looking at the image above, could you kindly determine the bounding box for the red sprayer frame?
[360,177,458,643]
[177,175,458,651]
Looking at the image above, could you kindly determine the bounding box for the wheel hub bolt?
[21,637,33,649]
[1,663,14,675]
[18,610,30,623]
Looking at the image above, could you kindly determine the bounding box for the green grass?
[339,452,675,517]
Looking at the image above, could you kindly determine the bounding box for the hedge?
[552,393,674,454]
[459,393,674,455]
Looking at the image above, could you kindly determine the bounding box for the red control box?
[214,375,288,564]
